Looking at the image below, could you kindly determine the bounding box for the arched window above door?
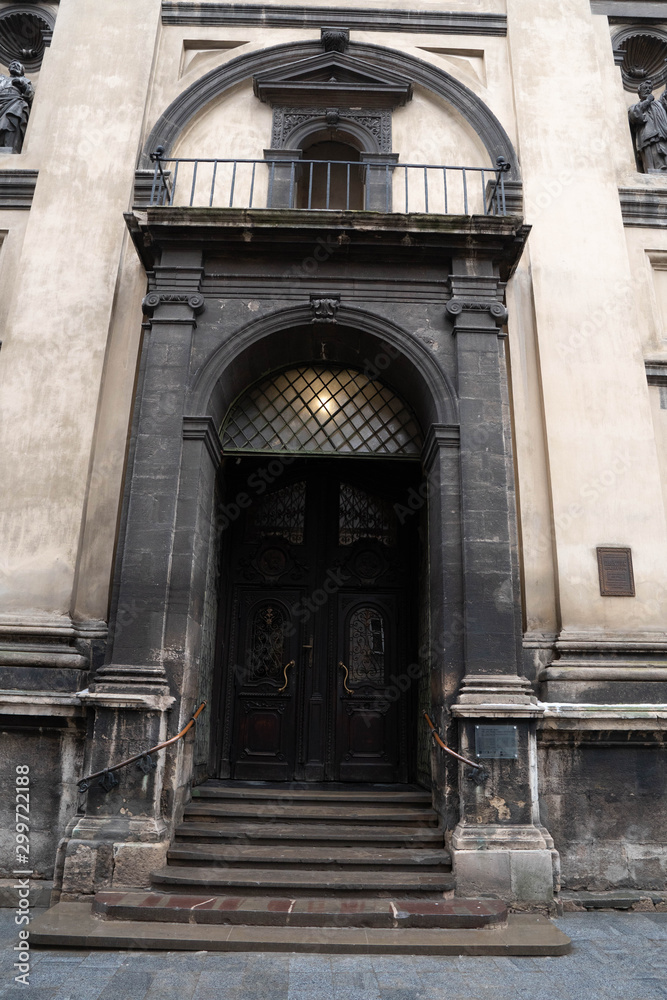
[297,139,364,210]
[221,365,422,458]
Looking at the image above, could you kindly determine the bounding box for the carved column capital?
[446,298,508,327]
[142,291,205,318]
[446,273,507,331]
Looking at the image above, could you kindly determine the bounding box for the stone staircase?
[151,780,455,897]
[31,782,571,954]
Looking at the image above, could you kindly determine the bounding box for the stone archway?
[139,40,520,179]
[184,321,463,791]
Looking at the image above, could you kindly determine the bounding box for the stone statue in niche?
[628,78,667,172]
[0,61,34,153]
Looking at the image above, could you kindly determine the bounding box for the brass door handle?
[338,661,355,695]
[277,660,296,692]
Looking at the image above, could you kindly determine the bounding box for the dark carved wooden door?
[219,459,418,782]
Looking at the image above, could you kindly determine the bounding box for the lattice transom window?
[221,366,422,458]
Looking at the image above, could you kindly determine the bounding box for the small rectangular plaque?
[474,725,518,759]
[597,547,635,597]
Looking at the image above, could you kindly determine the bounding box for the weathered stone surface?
[30,902,571,954]
[112,842,169,889]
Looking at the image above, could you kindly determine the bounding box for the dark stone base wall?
[0,723,85,881]
[538,735,667,892]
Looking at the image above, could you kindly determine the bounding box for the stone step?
[174,821,445,848]
[150,865,456,896]
[93,891,504,929]
[192,782,432,805]
[166,844,452,869]
[30,902,572,955]
[183,801,438,824]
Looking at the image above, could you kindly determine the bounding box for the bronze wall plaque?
[474,725,518,759]
[597,547,635,597]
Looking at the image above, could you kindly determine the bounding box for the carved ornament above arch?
[270,107,391,153]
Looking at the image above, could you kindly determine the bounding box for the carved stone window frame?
[270,106,393,155]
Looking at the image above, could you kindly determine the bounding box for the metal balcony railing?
[147,148,511,216]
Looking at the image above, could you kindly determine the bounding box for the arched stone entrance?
[212,362,425,783]
[186,325,462,796]
[61,203,555,906]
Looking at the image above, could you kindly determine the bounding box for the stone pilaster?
[61,251,205,897]
[264,148,302,208]
[446,262,556,906]
[96,250,205,692]
[360,152,399,211]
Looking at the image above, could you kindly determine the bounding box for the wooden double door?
[218,458,419,783]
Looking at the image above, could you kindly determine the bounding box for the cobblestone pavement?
[0,910,665,1000]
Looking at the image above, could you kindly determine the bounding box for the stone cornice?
[182,415,222,470]
[422,423,460,471]
[0,691,84,718]
[646,358,667,385]
[126,209,530,284]
[0,169,38,209]
[161,2,508,36]
[539,703,667,730]
[76,688,175,712]
[619,186,667,227]
[591,1,667,18]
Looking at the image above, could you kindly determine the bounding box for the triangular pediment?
[254,52,412,109]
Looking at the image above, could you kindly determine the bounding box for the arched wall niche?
[188,305,458,435]
[141,40,520,179]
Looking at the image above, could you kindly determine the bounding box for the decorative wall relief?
[271,106,393,153]
[321,27,349,53]
[613,27,667,92]
[628,79,667,173]
[0,61,33,153]
[0,6,54,72]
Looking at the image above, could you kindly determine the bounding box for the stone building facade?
[0,0,666,922]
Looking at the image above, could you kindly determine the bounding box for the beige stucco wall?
[0,0,162,623]
[506,0,667,636]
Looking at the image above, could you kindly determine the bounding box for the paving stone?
[1,911,665,997]
[95,970,153,1000]
[0,989,57,1000]
[50,974,117,1000]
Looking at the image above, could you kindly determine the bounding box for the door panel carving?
[230,591,301,780]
